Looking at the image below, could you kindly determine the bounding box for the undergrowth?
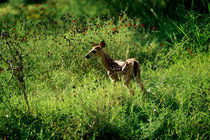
[0,0,209,139]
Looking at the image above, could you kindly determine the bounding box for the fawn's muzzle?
[85,55,90,59]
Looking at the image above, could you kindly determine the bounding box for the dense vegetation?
[0,0,209,139]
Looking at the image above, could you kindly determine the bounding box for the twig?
[0,32,30,112]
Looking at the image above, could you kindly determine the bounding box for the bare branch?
[6,41,17,65]
[0,54,13,69]
[0,34,30,112]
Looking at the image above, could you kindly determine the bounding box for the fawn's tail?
[133,61,138,77]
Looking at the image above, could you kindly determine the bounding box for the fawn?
[85,41,145,95]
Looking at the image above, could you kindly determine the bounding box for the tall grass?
[0,0,209,139]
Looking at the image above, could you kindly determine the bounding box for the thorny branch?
[0,31,30,112]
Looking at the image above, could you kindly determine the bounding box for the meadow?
[0,0,209,139]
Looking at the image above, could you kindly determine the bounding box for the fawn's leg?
[108,71,119,83]
[125,79,135,95]
[136,69,145,95]
[123,66,135,95]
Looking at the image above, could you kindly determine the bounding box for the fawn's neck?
[100,50,113,71]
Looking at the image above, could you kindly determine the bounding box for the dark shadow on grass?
[24,0,47,4]
[0,0,8,4]
[0,108,43,139]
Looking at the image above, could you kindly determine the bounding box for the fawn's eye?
[92,50,96,53]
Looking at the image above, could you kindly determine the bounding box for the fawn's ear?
[100,40,105,48]
[90,42,98,46]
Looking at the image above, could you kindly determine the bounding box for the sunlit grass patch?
[0,4,19,16]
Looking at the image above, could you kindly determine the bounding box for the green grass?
[0,0,209,139]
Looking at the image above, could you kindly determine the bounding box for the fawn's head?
[85,41,106,59]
